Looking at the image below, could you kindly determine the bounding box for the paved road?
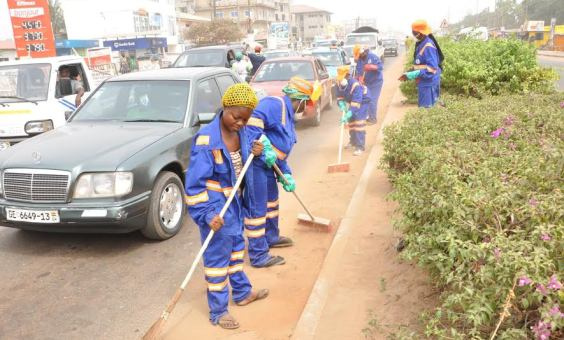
[538,55,564,91]
[0,57,404,340]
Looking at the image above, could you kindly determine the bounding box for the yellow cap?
[222,83,258,109]
[336,66,350,81]
[353,44,361,59]
[412,20,432,35]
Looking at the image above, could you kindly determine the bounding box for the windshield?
[72,80,189,123]
[0,63,51,103]
[312,52,343,66]
[382,40,397,46]
[264,51,290,59]
[345,35,377,46]
[254,61,314,82]
[174,51,225,67]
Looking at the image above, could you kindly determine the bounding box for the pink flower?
[503,115,515,126]
[540,233,551,241]
[490,127,504,138]
[537,284,548,295]
[518,276,533,287]
[547,275,562,290]
[493,247,501,260]
[549,305,563,318]
[531,320,551,340]
[560,101,564,109]
[529,198,539,207]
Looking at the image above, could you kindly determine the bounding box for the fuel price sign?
[8,0,56,58]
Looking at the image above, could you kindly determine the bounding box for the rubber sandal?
[270,236,293,248]
[254,255,285,268]
[217,314,240,329]
[236,289,269,306]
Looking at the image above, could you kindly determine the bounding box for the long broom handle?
[338,110,346,164]
[272,163,316,222]
[180,153,255,290]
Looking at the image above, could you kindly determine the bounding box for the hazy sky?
[0,0,497,40]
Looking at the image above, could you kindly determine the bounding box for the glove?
[337,100,347,112]
[340,110,353,124]
[277,173,296,192]
[405,70,421,80]
[260,135,277,168]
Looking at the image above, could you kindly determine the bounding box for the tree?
[49,0,67,39]
[184,20,244,45]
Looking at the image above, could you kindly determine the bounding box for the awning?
[103,37,168,51]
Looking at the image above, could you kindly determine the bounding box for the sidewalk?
[292,89,438,340]
[537,50,564,58]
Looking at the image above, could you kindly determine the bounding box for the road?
[0,55,404,340]
[538,55,564,91]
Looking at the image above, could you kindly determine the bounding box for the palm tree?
[49,0,67,39]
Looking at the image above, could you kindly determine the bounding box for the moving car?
[172,45,239,68]
[382,39,399,56]
[250,56,333,126]
[0,67,242,240]
[311,47,350,78]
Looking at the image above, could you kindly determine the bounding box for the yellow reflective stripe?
[348,120,366,126]
[228,263,244,274]
[0,109,32,115]
[208,279,228,291]
[247,117,264,129]
[419,42,435,56]
[426,66,437,74]
[350,82,359,95]
[244,216,267,226]
[206,180,222,192]
[230,250,244,261]
[196,135,210,145]
[185,191,209,205]
[350,102,361,108]
[350,126,366,131]
[412,65,427,70]
[276,96,287,126]
[246,228,266,238]
[267,210,279,219]
[267,200,279,208]
[212,149,223,164]
[272,144,287,160]
[204,267,228,277]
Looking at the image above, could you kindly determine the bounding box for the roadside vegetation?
[385,37,563,339]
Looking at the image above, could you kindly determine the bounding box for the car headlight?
[25,120,54,135]
[73,172,133,198]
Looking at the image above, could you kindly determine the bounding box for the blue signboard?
[55,39,100,49]
[103,37,167,51]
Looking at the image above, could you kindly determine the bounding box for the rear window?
[345,35,377,46]
[254,61,314,82]
[312,52,343,66]
[174,51,225,67]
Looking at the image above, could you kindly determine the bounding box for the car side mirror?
[196,112,215,126]
[65,110,74,121]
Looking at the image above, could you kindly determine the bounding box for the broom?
[143,153,255,340]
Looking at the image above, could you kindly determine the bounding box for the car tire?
[311,103,322,126]
[141,172,186,240]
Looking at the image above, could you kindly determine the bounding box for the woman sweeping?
[399,19,444,108]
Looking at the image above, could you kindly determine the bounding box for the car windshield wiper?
[124,119,179,123]
[0,96,38,105]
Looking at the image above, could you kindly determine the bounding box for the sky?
[0,0,498,40]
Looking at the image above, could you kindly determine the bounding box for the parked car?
[172,45,239,69]
[263,49,297,60]
[0,67,243,240]
[311,47,350,78]
[250,56,333,126]
[382,39,399,56]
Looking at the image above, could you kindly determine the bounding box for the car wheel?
[141,172,185,240]
[311,103,322,126]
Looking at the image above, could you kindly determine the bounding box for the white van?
[344,26,385,61]
[0,56,95,151]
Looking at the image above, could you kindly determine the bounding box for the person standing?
[244,77,320,268]
[399,20,444,108]
[231,52,253,81]
[353,45,383,125]
[185,83,269,329]
[336,66,372,156]
[248,46,266,77]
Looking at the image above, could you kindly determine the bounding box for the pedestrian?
[353,44,383,125]
[231,52,253,81]
[248,46,266,77]
[399,20,444,108]
[185,83,269,329]
[404,35,413,53]
[244,77,320,268]
[336,66,371,156]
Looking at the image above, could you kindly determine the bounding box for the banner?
[7,0,56,58]
[268,22,289,49]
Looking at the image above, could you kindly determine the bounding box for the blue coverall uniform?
[185,114,254,324]
[244,96,296,266]
[355,51,383,122]
[248,53,266,76]
[413,36,442,107]
[337,78,371,150]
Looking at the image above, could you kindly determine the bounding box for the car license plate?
[6,208,60,223]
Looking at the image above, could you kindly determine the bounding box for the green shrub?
[382,93,564,339]
[401,38,558,102]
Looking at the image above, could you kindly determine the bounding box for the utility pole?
[247,0,252,33]
[212,0,216,20]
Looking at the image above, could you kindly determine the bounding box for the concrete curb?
[290,88,405,340]
[538,50,564,58]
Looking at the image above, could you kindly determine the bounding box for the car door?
[215,73,239,95]
[193,77,223,118]
[314,59,330,105]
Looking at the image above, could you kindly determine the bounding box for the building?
[194,0,279,43]
[176,0,211,46]
[291,5,332,43]
[0,39,16,62]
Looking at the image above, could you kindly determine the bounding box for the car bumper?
[384,49,398,55]
[0,192,151,233]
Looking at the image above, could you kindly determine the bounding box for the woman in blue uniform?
[399,20,444,108]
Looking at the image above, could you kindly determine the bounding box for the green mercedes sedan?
[0,67,243,240]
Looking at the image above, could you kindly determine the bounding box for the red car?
[250,56,334,126]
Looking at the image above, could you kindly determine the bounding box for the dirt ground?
[162,55,437,340]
